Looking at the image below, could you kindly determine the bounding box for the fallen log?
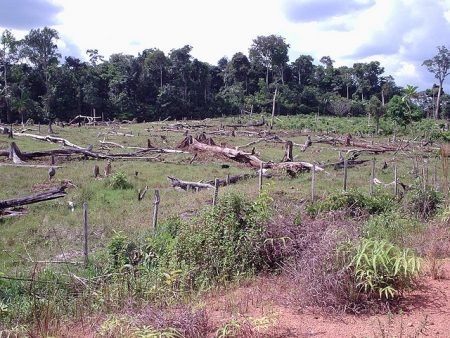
[0,185,68,210]
[167,176,214,191]
[178,136,323,172]
[12,132,85,149]
[226,118,265,128]
[322,159,371,170]
[0,163,63,168]
[0,143,112,160]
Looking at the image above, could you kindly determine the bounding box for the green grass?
[0,115,447,332]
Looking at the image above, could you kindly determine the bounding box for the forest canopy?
[1,28,449,124]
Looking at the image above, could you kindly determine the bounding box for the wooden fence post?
[394,163,398,197]
[83,202,88,266]
[311,164,315,203]
[152,190,160,231]
[212,178,219,206]
[343,159,348,192]
[433,161,437,190]
[258,162,263,195]
[370,158,375,195]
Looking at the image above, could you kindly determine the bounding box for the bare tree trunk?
[270,86,278,129]
[435,83,442,119]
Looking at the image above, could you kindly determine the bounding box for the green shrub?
[110,171,133,190]
[107,231,140,269]
[306,189,396,217]
[403,183,442,219]
[363,212,424,246]
[351,238,421,300]
[171,191,272,289]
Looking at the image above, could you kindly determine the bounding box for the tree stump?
[94,165,100,178]
[282,141,293,162]
[104,160,112,177]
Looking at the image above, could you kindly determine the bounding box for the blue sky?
[1,0,450,90]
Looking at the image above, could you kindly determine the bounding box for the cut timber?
[167,176,214,191]
[0,185,68,210]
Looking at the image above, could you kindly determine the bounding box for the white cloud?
[2,0,450,91]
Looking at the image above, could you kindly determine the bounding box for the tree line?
[1,27,449,126]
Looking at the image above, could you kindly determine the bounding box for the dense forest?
[1,27,449,126]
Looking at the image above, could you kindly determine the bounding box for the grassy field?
[0,114,448,335]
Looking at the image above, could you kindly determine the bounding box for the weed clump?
[306,189,395,218]
[110,171,133,190]
[402,183,442,219]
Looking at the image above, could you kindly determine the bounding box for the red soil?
[205,260,450,337]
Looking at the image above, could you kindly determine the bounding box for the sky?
[1,0,450,90]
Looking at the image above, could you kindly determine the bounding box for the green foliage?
[403,183,443,219]
[306,189,396,217]
[385,95,421,127]
[110,171,133,190]
[107,231,139,269]
[172,192,272,288]
[363,212,424,246]
[351,238,421,299]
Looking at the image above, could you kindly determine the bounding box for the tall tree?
[291,55,314,86]
[144,49,167,89]
[1,29,20,122]
[249,35,289,86]
[22,27,61,122]
[422,45,450,119]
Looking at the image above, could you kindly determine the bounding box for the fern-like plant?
[351,238,421,300]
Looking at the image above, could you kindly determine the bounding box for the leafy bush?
[351,238,421,300]
[107,231,140,269]
[306,189,396,217]
[110,171,133,190]
[106,191,272,290]
[171,191,272,289]
[403,183,442,219]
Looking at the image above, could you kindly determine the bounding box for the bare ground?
[205,260,450,337]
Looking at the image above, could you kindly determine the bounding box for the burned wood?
[0,185,68,210]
